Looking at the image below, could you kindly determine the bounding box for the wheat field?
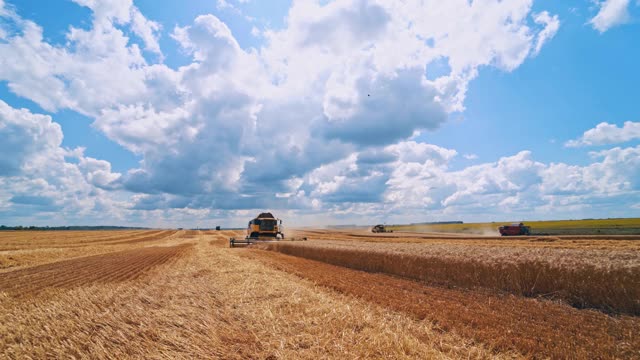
[389,218,640,235]
[1,229,639,359]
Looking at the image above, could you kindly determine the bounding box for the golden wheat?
[0,231,505,359]
[260,239,640,314]
[243,249,640,359]
[0,230,181,271]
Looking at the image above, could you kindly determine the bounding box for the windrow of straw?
[260,242,640,315]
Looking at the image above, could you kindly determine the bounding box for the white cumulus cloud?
[565,121,640,147]
[0,100,126,224]
[72,0,162,54]
[532,11,560,55]
[6,0,618,226]
[590,0,631,33]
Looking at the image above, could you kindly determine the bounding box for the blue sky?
[0,0,639,227]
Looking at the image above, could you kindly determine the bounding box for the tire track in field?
[0,244,192,296]
[240,250,640,360]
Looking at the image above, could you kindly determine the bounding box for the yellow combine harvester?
[229,212,307,247]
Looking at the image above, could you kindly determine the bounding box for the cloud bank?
[0,0,638,226]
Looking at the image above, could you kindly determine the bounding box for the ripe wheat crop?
[260,240,640,314]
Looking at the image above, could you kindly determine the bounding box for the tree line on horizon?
[0,225,148,231]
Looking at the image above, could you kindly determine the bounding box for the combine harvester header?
[229,212,307,247]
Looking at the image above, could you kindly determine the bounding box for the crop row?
[0,244,191,296]
[260,242,640,315]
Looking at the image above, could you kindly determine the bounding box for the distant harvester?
[499,223,531,236]
[371,224,393,233]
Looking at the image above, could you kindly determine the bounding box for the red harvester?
[499,223,531,236]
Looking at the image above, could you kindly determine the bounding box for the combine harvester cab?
[230,212,306,247]
[499,223,531,236]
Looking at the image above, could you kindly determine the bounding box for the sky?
[0,0,639,228]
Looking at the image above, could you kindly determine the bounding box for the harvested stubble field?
[0,230,180,271]
[1,229,639,359]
